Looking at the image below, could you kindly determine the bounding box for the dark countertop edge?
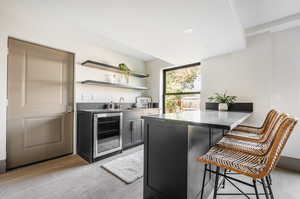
[142,112,251,130]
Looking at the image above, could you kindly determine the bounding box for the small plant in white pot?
[208,91,237,111]
[119,63,131,84]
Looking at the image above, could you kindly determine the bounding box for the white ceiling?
[0,1,156,62]
[0,0,246,65]
[233,0,300,28]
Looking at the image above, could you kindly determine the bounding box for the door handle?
[66,105,73,113]
[141,119,144,135]
[130,121,134,131]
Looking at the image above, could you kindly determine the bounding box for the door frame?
[6,37,76,169]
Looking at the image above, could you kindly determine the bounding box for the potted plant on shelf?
[208,91,237,111]
[118,63,131,84]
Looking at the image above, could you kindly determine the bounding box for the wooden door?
[7,38,74,169]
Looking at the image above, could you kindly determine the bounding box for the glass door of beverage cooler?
[93,113,123,158]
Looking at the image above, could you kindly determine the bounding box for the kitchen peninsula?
[142,110,251,199]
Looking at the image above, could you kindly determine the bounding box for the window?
[163,63,201,113]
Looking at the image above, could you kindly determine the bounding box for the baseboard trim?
[0,159,6,174]
[277,156,300,172]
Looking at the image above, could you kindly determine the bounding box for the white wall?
[201,33,273,126]
[271,27,300,158]
[0,26,147,161]
[233,0,300,28]
[145,59,171,103]
[201,27,300,159]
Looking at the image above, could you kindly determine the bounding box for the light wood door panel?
[7,38,74,169]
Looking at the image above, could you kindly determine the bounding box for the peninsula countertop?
[142,110,251,130]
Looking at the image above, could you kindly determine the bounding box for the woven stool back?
[227,110,280,142]
[237,109,278,133]
[257,113,288,153]
[259,117,298,178]
[256,112,287,142]
[260,109,279,133]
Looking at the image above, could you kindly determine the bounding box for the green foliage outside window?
[164,66,200,113]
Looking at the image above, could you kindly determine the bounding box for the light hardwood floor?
[0,146,299,199]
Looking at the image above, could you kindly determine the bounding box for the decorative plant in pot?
[118,63,131,84]
[208,91,237,111]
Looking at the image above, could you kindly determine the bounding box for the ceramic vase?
[218,103,228,111]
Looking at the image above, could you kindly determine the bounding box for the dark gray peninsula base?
[143,111,251,199]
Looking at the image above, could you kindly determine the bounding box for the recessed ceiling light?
[184,28,193,34]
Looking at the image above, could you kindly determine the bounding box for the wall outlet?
[81,93,91,101]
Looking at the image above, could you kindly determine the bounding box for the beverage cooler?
[93,113,123,158]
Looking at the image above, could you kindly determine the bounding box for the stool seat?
[233,125,263,134]
[217,137,268,155]
[226,130,262,139]
[198,146,266,179]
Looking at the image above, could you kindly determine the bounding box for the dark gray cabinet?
[123,119,134,148]
[123,119,144,148]
[133,119,144,143]
[123,109,159,149]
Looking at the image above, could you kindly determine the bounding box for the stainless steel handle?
[95,112,122,118]
[130,121,134,131]
[141,119,144,136]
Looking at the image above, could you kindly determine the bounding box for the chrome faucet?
[119,97,125,103]
[119,97,125,109]
[108,101,114,110]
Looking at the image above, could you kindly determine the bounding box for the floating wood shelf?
[82,60,149,78]
[80,80,148,91]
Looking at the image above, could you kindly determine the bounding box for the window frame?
[162,62,201,113]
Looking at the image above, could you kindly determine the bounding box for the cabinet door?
[133,119,144,144]
[123,120,134,148]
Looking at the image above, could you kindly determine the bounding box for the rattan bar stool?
[226,111,281,143]
[198,117,298,199]
[233,109,277,134]
[217,113,287,156]
[217,113,286,189]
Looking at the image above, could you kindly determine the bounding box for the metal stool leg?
[208,128,213,179]
[213,167,220,199]
[222,169,227,188]
[266,176,274,199]
[268,175,272,185]
[261,178,270,199]
[200,164,208,199]
[253,179,260,199]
